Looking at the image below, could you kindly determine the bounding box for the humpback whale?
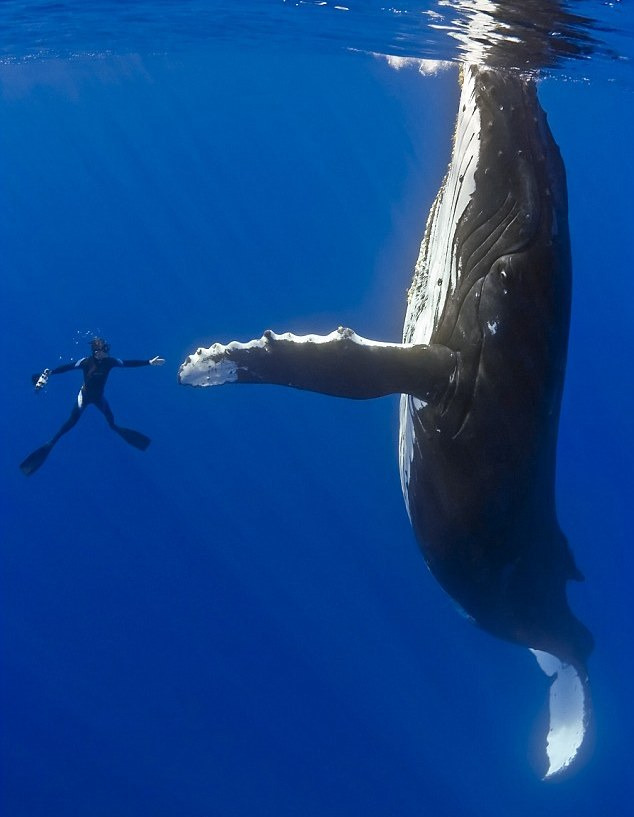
[179,63,592,778]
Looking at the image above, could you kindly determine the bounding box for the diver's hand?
[34,368,51,390]
[149,356,165,366]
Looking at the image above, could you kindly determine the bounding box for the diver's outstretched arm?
[50,362,80,375]
[117,357,165,368]
[31,361,79,387]
[178,327,456,402]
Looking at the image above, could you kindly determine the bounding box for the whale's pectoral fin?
[179,327,456,402]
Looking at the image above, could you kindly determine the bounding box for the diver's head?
[90,337,110,358]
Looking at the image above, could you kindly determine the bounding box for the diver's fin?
[20,443,53,476]
[115,426,151,451]
[178,328,456,403]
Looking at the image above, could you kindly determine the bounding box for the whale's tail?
[531,650,592,779]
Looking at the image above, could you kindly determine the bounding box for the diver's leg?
[50,393,84,444]
[20,394,84,475]
[178,327,456,403]
[97,398,151,451]
[96,397,117,430]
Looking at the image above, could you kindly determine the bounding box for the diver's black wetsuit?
[49,356,151,442]
[20,355,153,476]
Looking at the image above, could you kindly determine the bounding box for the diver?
[20,337,165,476]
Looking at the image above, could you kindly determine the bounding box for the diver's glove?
[33,368,51,390]
[149,356,165,366]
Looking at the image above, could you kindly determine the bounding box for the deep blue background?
[1,42,633,817]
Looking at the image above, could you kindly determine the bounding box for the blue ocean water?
[1,2,633,816]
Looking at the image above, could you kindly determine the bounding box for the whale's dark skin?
[401,67,593,672]
[179,64,591,669]
[179,63,592,775]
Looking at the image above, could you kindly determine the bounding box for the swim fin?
[115,426,151,451]
[20,442,53,476]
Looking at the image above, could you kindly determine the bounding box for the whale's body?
[399,66,592,776]
[400,65,591,670]
[179,64,592,778]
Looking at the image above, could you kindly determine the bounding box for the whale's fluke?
[531,649,591,779]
